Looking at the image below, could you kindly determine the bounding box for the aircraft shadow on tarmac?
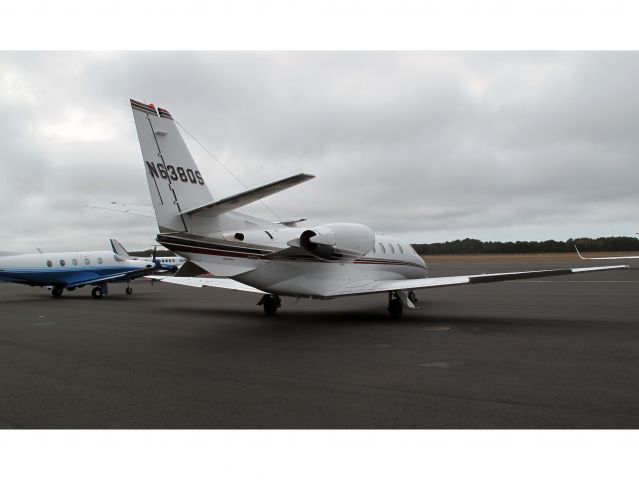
[159,303,603,331]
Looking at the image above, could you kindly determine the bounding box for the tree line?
[128,249,177,257]
[411,236,639,255]
[129,236,639,257]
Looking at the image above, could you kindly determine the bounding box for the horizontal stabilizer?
[180,173,314,217]
[277,218,307,227]
[87,202,155,218]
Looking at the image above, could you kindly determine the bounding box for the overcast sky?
[1,51,638,252]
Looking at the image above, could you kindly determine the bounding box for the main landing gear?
[388,290,418,319]
[91,283,108,299]
[258,294,281,316]
[51,285,64,298]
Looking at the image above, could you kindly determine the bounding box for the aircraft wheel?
[261,295,281,316]
[51,286,64,298]
[388,298,403,319]
[92,287,103,299]
[125,286,133,295]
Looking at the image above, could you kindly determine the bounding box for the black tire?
[263,296,279,316]
[51,286,64,298]
[388,298,403,319]
[91,287,103,299]
[125,286,133,295]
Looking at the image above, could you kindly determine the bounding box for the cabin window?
[97,257,103,265]
[389,243,395,254]
[59,259,66,267]
[398,244,404,254]
[46,260,52,267]
[84,258,90,265]
[234,233,245,241]
[72,259,78,266]
[378,242,386,253]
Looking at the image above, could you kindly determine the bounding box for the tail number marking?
[146,161,205,185]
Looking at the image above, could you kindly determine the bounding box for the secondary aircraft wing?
[326,264,628,298]
[146,275,266,294]
[574,245,639,260]
[64,265,159,288]
[87,202,155,217]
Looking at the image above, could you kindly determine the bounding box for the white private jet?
[0,239,158,298]
[109,238,186,272]
[95,99,627,318]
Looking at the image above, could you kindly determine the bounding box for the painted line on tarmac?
[519,280,639,283]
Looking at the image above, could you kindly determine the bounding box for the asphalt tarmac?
[1,254,638,428]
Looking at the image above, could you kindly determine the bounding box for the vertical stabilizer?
[110,239,131,258]
[130,99,213,232]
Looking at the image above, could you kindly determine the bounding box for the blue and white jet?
[0,240,157,298]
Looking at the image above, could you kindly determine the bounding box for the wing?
[87,201,155,217]
[145,265,626,298]
[574,245,639,260]
[326,264,628,297]
[146,275,266,294]
[65,267,159,288]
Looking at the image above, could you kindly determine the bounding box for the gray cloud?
[1,51,638,252]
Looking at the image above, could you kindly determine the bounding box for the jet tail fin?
[130,99,214,233]
[130,99,313,233]
[110,239,131,259]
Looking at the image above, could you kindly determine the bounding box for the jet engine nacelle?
[296,223,375,261]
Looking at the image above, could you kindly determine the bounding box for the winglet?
[574,244,587,260]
